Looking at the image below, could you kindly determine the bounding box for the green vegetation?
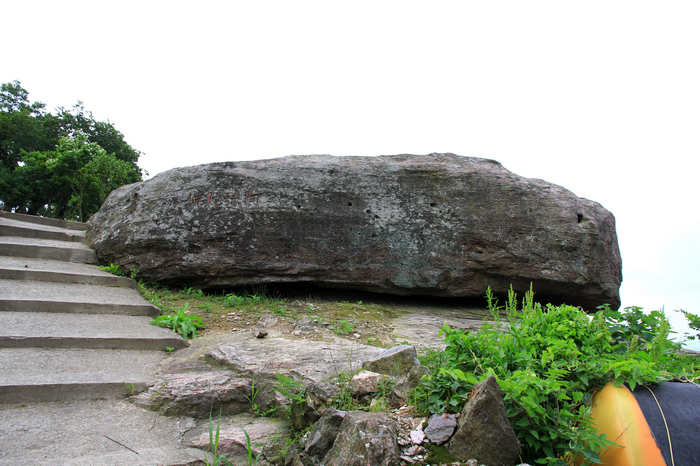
[334,319,355,335]
[414,286,700,465]
[150,302,204,339]
[205,410,232,466]
[681,309,700,340]
[0,80,143,220]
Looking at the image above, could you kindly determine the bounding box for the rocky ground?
[135,285,503,465]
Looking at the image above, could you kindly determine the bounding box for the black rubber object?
[631,381,700,466]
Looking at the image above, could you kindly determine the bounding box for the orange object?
[589,382,666,466]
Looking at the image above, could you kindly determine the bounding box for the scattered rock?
[291,381,340,430]
[322,411,401,466]
[293,315,316,335]
[131,371,251,417]
[257,315,278,328]
[449,376,521,466]
[348,370,386,396]
[362,345,421,377]
[303,407,347,458]
[87,153,622,310]
[394,364,431,400]
[252,328,268,338]
[424,413,457,445]
[409,429,425,444]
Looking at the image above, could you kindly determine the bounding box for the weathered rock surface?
[206,337,384,385]
[449,376,521,466]
[130,371,252,417]
[363,344,421,376]
[321,411,401,466]
[424,413,457,445]
[348,370,387,396]
[291,381,340,430]
[183,413,284,459]
[87,154,622,309]
[302,407,348,459]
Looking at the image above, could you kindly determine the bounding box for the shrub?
[414,285,699,465]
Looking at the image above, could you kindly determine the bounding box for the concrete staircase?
[0,211,187,403]
[0,212,204,465]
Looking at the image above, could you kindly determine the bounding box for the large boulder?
[87,154,622,309]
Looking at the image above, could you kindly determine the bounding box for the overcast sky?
[4,1,699,347]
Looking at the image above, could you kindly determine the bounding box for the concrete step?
[0,256,134,287]
[0,312,188,350]
[0,280,156,315]
[0,399,208,465]
[0,236,98,263]
[0,210,87,231]
[0,347,165,403]
[0,215,85,243]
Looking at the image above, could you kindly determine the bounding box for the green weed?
[100,263,124,276]
[240,427,262,466]
[151,302,204,339]
[334,319,355,335]
[205,409,232,466]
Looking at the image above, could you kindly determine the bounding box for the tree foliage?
[0,80,143,219]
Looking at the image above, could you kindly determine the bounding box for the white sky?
[3,1,699,347]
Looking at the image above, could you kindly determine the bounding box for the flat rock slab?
[391,305,493,349]
[207,336,386,384]
[183,413,286,459]
[0,399,203,466]
[87,153,622,310]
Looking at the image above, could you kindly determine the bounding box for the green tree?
[0,81,143,218]
[0,81,55,170]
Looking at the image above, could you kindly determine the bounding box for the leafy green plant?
[414,285,699,465]
[181,286,204,298]
[272,306,289,317]
[150,302,204,339]
[681,309,700,340]
[100,263,125,277]
[164,346,174,355]
[245,377,263,416]
[224,293,245,308]
[334,319,355,335]
[205,409,232,466]
[274,373,306,425]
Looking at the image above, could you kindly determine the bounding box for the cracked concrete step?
[0,256,134,287]
[0,236,98,263]
[0,347,165,403]
[0,210,87,231]
[0,280,155,315]
[0,399,207,465]
[0,312,188,350]
[0,215,85,243]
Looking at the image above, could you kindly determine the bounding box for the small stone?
[400,455,416,464]
[252,329,268,338]
[405,445,425,456]
[424,413,457,445]
[409,429,425,445]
